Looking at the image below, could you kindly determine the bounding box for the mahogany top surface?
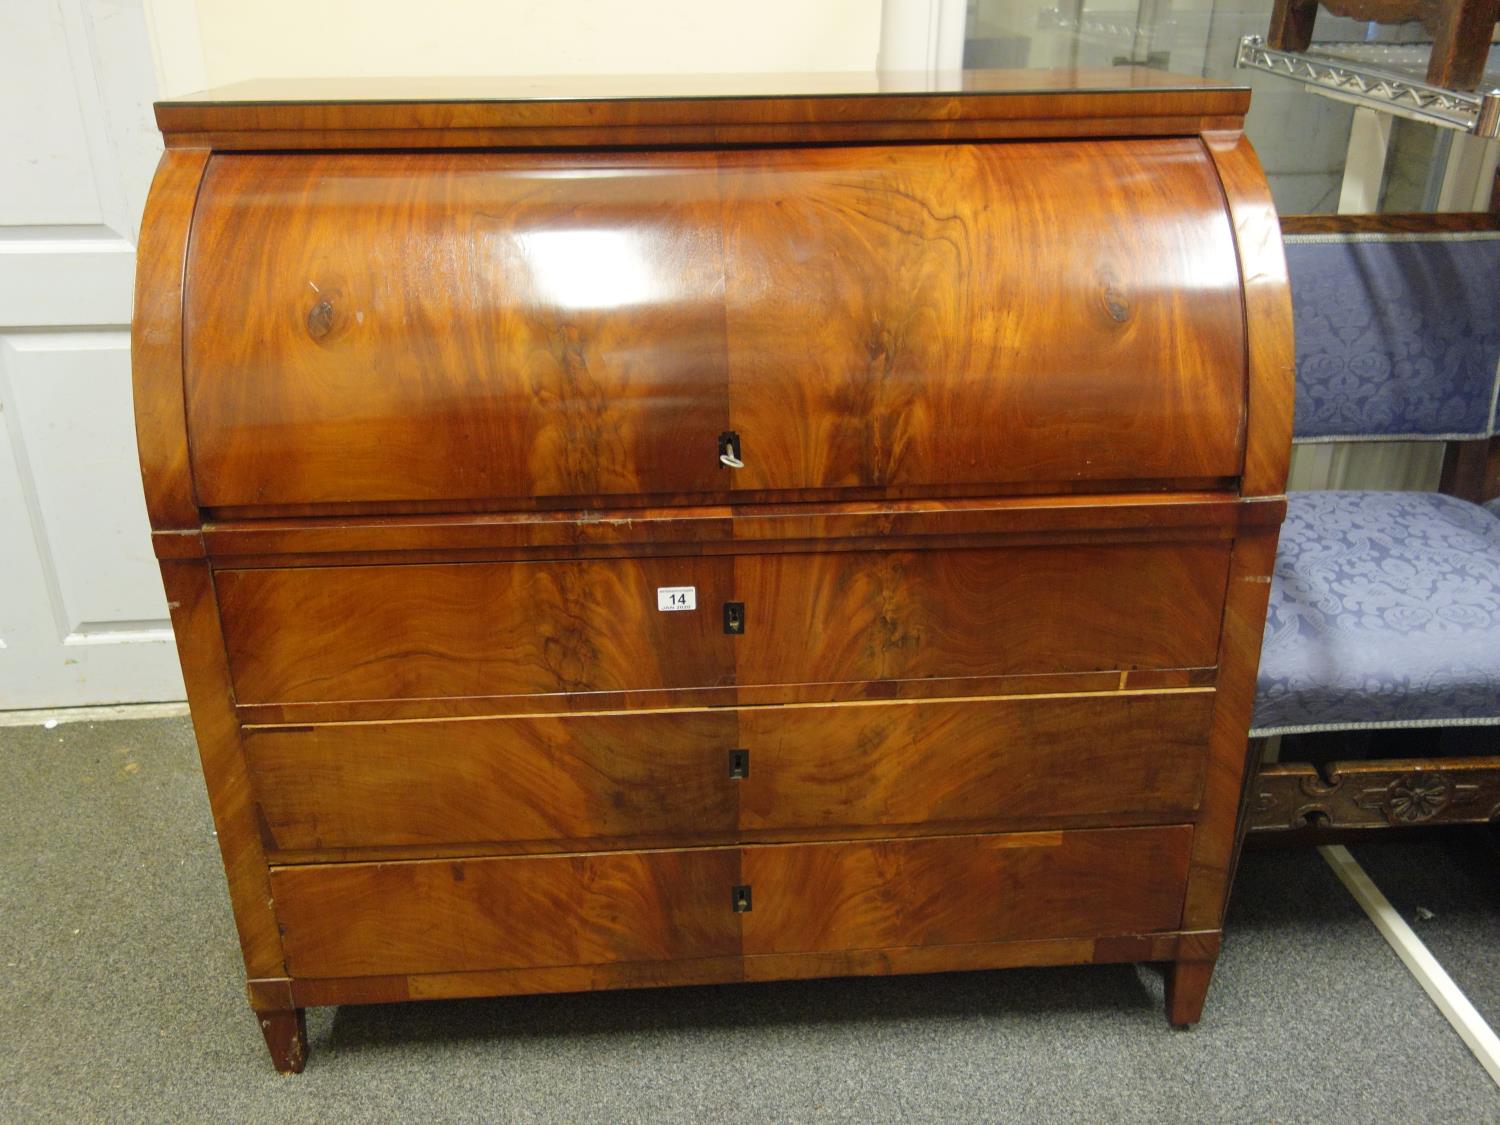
[154,68,1249,147]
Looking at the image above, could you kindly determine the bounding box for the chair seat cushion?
[1252,490,1500,735]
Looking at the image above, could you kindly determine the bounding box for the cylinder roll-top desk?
[132,70,1292,1072]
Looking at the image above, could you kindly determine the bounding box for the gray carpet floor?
[3,716,1498,1124]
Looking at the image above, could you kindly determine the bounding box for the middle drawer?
[244,691,1214,856]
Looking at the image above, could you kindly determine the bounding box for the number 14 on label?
[656,586,697,612]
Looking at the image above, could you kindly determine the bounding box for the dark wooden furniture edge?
[1174,132,1292,932]
[173,494,1285,564]
[1208,132,1295,500]
[155,73,1250,150]
[1440,438,1500,505]
[248,928,1223,1008]
[1280,211,1500,236]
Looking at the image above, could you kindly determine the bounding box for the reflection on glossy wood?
[186,151,731,507]
[184,141,1244,508]
[270,826,1191,978]
[215,542,1229,705]
[245,692,1214,853]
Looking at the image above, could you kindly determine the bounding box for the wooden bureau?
[132,70,1292,1073]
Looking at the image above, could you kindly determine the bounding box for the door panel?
[0,0,181,708]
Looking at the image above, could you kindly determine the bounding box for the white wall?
[146,0,885,97]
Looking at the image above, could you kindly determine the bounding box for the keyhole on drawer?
[723,602,745,635]
[728,748,750,780]
[718,430,744,469]
[732,884,753,913]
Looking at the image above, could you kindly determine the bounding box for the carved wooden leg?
[1165,959,1216,1029]
[257,1007,308,1073]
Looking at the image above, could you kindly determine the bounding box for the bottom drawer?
[270,825,1192,978]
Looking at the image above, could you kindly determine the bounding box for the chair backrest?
[1281,217,1500,442]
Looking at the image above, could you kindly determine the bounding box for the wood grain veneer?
[245,692,1215,855]
[214,542,1230,705]
[269,826,1193,978]
[132,76,1292,1070]
[183,141,1244,508]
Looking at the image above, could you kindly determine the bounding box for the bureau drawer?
[183,141,1245,509]
[217,541,1230,706]
[270,825,1192,977]
[246,693,1213,854]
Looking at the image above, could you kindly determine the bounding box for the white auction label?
[656,586,697,612]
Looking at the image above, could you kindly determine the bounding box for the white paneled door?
[0,0,183,708]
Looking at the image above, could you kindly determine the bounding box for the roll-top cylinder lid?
[181,137,1249,510]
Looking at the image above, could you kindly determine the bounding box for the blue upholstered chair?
[1245,217,1500,834]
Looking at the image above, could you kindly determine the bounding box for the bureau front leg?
[1165,958,1217,1029]
[256,1007,308,1074]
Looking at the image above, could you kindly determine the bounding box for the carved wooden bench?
[1247,213,1500,836]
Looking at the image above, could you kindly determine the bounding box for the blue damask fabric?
[1285,236,1500,440]
[1252,490,1500,735]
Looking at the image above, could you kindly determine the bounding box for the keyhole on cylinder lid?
[732,885,753,913]
[718,431,744,469]
[723,602,745,635]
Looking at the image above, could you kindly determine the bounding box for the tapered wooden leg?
[1165,959,1216,1029]
[257,1007,308,1073]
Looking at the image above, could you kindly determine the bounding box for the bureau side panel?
[1184,133,1291,929]
[158,561,285,979]
[1183,527,1281,930]
[134,149,288,982]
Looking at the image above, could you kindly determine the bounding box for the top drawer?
[182,140,1246,509]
